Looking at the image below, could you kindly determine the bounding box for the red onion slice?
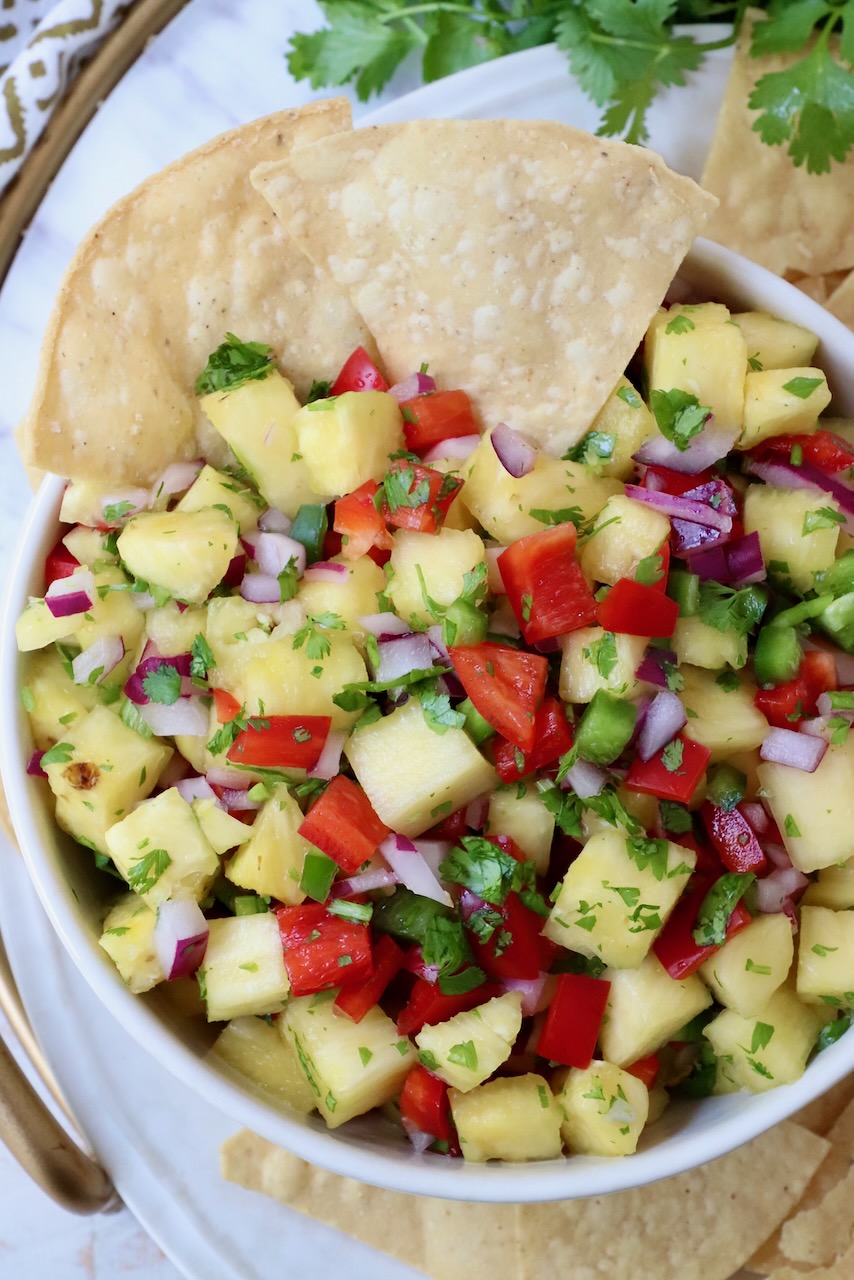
[153,899,209,980]
[255,532,307,577]
[137,697,209,738]
[411,840,451,879]
[357,612,409,637]
[637,690,687,762]
[175,776,216,805]
[464,794,489,831]
[206,766,252,789]
[376,633,434,683]
[302,561,349,585]
[501,973,554,1017]
[561,759,607,798]
[101,488,151,523]
[258,507,293,534]
[330,867,400,899]
[388,371,437,402]
[402,1122,435,1154]
[760,726,827,772]
[816,692,854,719]
[764,841,794,870]
[755,866,809,914]
[308,729,347,781]
[491,423,537,478]
[240,572,281,604]
[157,461,203,499]
[71,635,125,686]
[740,802,769,835]
[634,420,738,474]
[26,750,47,778]
[379,834,453,906]
[624,484,733,533]
[635,648,678,689]
[45,571,95,618]
[485,546,508,595]
[422,435,480,464]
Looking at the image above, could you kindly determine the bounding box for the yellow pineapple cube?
[680,666,769,761]
[192,797,250,855]
[599,953,713,1066]
[699,914,794,1017]
[237,632,367,732]
[743,485,840,594]
[553,1060,649,1156]
[297,554,386,642]
[802,859,854,910]
[414,992,522,1092]
[739,368,831,448]
[99,892,164,994]
[486,782,555,875]
[705,984,830,1094]
[117,508,238,604]
[387,527,486,629]
[176,464,262,531]
[210,1017,316,1115]
[226,789,312,906]
[585,377,656,479]
[293,391,404,497]
[105,787,219,907]
[758,736,854,873]
[672,616,747,670]
[797,906,854,1006]
[579,494,670,586]
[199,913,291,1022]
[559,626,647,703]
[645,303,747,431]
[23,647,101,751]
[145,602,208,657]
[731,312,819,370]
[450,1074,563,1162]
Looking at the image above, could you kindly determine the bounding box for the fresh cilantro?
[715,670,741,692]
[661,739,684,774]
[664,313,695,335]
[195,333,274,395]
[563,430,616,469]
[625,835,670,882]
[439,836,548,915]
[207,706,248,756]
[292,612,345,662]
[635,552,664,586]
[380,463,431,513]
[649,388,710,452]
[141,663,182,706]
[693,872,755,947]
[815,1014,852,1054]
[39,741,74,767]
[127,848,172,895]
[659,799,693,835]
[583,630,619,680]
[278,557,301,602]
[673,1043,718,1099]
[447,1040,478,1071]
[190,633,215,681]
[745,958,772,976]
[803,506,845,534]
[617,384,642,409]
[698,581,767,637]
[748,353,764,372]
[783,375,824,398]
[784,814,801,838]
[307,378,333,403]
[420,689,466,734]
[528,506,585,528]
[328,899,373,924]
[102,500,136,523]
[120,698,153,739]
[828,717,850,745]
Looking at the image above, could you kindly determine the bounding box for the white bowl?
[4,237,854,1203]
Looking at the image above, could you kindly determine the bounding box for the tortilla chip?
[222,1121,826,1280]
[701,12,854,278]
[763,1239,854,1280]
[790,1073,854,1137]
[826,270,854,330]
[254,119,715,457]
[22,99,375,487]
[221,1131,521,1280]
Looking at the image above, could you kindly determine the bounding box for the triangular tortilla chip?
[827,269,854,331]
[22,99,375,486]
[253,119,715,457]
[701,11,854,278]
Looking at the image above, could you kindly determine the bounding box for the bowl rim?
[5,235,854,1203]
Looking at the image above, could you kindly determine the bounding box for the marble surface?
[0,0,420,1274]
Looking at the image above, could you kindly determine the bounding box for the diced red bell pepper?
[625,1053,660,1089]
[801,650,838,701]
[334,934,405,1023]
[213,688,241,723]
[596,577,680,638]
[653,876,753,979]
[401,389,478,453]
[333,480,394,562]
[330,346,388,395]
[399,1065,453,1142]
[227,715,330,770]
[425,806,469,841]
[396,976,499,1037]
[459,888,558,981]
[449,641,547,753]
[44,538,80,589]
[381,461,463,534]
[276,903,374,997]
[624,733,711,804]
[700,801,767,875]
[492,696,574,783]
[536,972,611,1069]
[297,774,390,874]
[642,466,716,496]
[754,650,836,726]
[750,430,854,475]
[497,523,597,644]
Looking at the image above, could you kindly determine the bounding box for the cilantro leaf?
[195,333,274,395]
[190,634,215,681]
[420,690,467,734]
[563,430,616,469]
[692,871,755,947]
[141,663,182,706]
[127,848,172,895]
[698,581,767,637]
[292,612,345,662]
[649,388,711,452]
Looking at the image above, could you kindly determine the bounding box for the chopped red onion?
[485,546,508,595]
[71,635,124,686]
[562,759,607,799]
[464,794,490,831]
[222,553,247,588]
[764,841,793,870]
[379,834,453,906]
[755,866,809,914]
[45,571,95,618]
[491,422,537,478]
[746,459,854,534]
[302,560,349,585]
[421,435,480,464]
[124,652,192,706]
[357,612,409,637]
[153,899,209,980]
[205,766,251,789]
[330,868,400,898]
[760,726,827,772]
[308,729,347,781]
[724,532,766,587]
[635,647,678,689]
[156,461,203,498]
[402,1122,435,1155]
[255,531,307,577]
[489,598,521,638]
[625,484,733,533]
[219,787,262,811]
[411,840,451,878]
[376,633,434,683]
[240,572,281,604]
[686,542,729,582]
[258,507,292,534]
[388,371,437,402]
[740,802,769,835]
[671,519,726,557]
[816,692,853,718]
[426,626,450,663]
[800,716,835,742]
[101,488,150,523]
[502,974,554,1017]
[634,419,738,474]
[637,691,687,762]
[137,697,209,738]
[175,776,216,805]
[131,591,157,611]
[26,750,47,778]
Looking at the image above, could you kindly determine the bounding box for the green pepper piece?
[290,503,329,564]
[666,569,700,617]
[706,763,747,814]
[574,690,637,765]
[459,696,495,746]
[442,599,488,647]
[753,624,801,687]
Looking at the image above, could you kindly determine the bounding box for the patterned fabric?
[0,0,133,197]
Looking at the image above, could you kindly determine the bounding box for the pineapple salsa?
[16,299,854,1164]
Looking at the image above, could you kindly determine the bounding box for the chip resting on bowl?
[252,118,716,457]
[21,98,375,487]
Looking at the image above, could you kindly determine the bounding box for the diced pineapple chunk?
[99,892,164,994]
[345,697,496,838]
[297,554,386,643]
[599,953,713,1066]
[23,647,101,751]
[205,597,277,691]
[645,303,747,431]
[117,508,238,604]
[281,995,415,1128]
[145,602,208,657]
[199,913,290,1022]
[293,391,404,497]
[200,369,322,516]
[226,790,311,906]
[176,464,262,531]
[579,495,670,586]
[42,706,171,854]
[731,312,819,370]
[553,1060,649,1157]
[387,527,486,629]
[414,993,522,1092]
[758,736,854,873]
[680,666,769,761]
[585,378,656,479]
[744,485,840,594]
[192,798,250,855]
[802,859,854,910]
[739,368,832,448]
[559,626,647,703]
[73,567,145,659]
[699,914,794,1017]
[16,596,85,652]
[797,906,854,1006]
[105,787,219,907]
[672,616,747,670]
[236,632,366,732]
[63,525,115,569]
[705,984,830,1094]
[210,1016,316,1114]
[459,429,620,544]
[450,1074,563,1163]
[486,782,555,875]
[544,830,694,968]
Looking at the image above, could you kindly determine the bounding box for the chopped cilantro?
[649,388,710,452]
[782,376,823,399]
[693,872,755,947]
[195,333,274,395]
[127,848,172,895]
[190,633,215,681]
[141,663,182,706]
